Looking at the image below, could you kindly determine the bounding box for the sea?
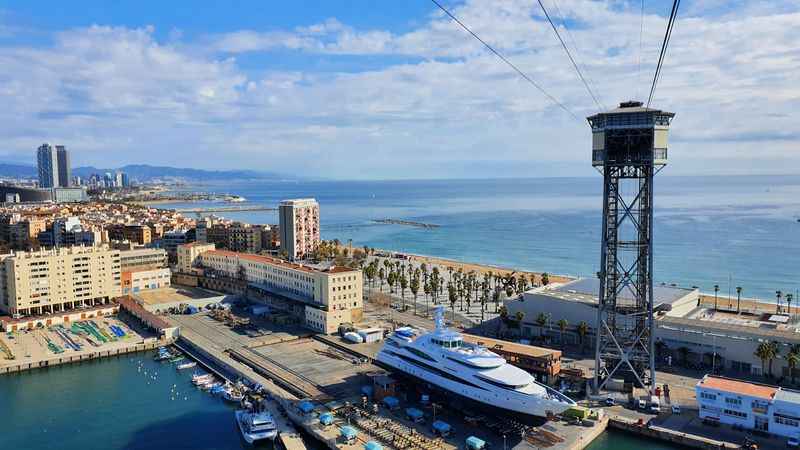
[3,175,798,450]
[171,175,800,301]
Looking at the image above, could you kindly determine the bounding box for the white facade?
[696,375,800,439]
[279,198,319,260]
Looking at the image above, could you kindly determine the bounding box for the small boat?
[192,374,214,385]
[210,384,227,395]
[154,350,173,361]
[201,381,221,391]
[169,355,186,363]
[236,409,278,444]
[223,387,245,403]
[176,362,197,370]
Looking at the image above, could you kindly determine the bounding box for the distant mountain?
[72,164,290,181]
[0,163,37,178]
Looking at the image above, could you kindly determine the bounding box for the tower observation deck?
[588,101,675,394]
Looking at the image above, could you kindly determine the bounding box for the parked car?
[787,437,799,448]
[604,397,615,406]
[671,405,681,414]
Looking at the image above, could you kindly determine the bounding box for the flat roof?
[697,375,777,400]
[204,250,357,275]
[461,334,561,359]
[552,278,694,307]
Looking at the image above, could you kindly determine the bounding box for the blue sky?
[0,1,798,178]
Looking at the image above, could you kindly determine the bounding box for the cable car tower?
[589,101,674,394]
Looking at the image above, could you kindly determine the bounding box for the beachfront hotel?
[183,247,361,334]
[0,245,122,318]
[279,198,320,260]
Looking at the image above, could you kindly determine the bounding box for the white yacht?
[235,409,278,444]
[376,307,576,421]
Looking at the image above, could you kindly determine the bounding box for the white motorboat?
[176,362,197,370]
[375,306,576,422]
[236,409,277,444]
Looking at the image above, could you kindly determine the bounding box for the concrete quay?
[0,339,167,374]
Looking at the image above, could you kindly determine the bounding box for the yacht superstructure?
[375,307,575,420]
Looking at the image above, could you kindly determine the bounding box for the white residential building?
[696,375,800,439]
[279,198,320,260]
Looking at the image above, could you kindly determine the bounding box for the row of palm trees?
[711,285,795,316]
[495,307,591,351]
[754,341,800,383]
[362,258,551,324]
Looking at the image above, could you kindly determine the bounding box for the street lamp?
[714,285,720,311]
[736,286,742,314]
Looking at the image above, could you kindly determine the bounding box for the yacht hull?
[377,350,573,422]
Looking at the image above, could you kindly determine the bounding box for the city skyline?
[0,1,798,179]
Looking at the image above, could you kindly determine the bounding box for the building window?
[723,409,747,419]
[700,392,717,401]
[725,397,742,407]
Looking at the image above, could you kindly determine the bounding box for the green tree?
[378,267,386,292]
[755,341,779,378]
[399,274,408,310]
[410,275,420,315]
[536,312,549,339]
[541,272,550,286]
[788,344,800,385]
[557,319,569,349]
[577,321,589,352]
[447,282,457,321]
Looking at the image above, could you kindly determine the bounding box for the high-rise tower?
[588,101,674,394]
[37,143,59,188]
[56,145,71,187]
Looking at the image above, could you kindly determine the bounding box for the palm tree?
[378,267,386,292]
[557,319,568,349]
[577,321,589,352]
[736,286,742,314]
[399,274,408,310]
[777,290,783,314]
[515,311,525,328]
[541,272,550,286]
[755,341,779,378]
[410,276,420,315]
[787,294,794,317]
[787,344,800,385]
[423,281,432,317]
[713,284,720,310]
[447,282,457,321]
[536,312,549,339]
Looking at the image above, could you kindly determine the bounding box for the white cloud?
[0,1,797,178]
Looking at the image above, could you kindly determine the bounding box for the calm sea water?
[0,352,672,450]
[174,175,800,301]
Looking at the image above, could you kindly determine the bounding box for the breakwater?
[373,218,440,228]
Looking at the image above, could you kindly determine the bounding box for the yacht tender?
[375,306,575,420]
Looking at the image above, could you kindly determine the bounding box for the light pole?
[713,285,719,311]
[736,286,742,314]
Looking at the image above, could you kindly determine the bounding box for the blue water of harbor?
[173,175,800,301]
[0,353,277,450]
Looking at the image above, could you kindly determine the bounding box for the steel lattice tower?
[589,101,674,394]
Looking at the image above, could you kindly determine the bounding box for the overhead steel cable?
[536,0,604,111]
[549,0,606,111]
[647,0,681,107]
[429,0,579,121]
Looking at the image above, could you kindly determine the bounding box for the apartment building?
[0,214,46,250]
[107,224,152,245]
[202,221,270,254]
[0,245,122,317]
[696,375,800,439]
[279,198,320,260]
[196,249,361,333]
[119,248,168,272]
[37,217,97,248]
[176,242,215,273]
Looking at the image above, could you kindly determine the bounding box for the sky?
[0,0,798,179]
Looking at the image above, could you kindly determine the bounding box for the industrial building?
[0,245,121,317]
[461,333,562,384]
[507,278,800,379]
[505,278,697,346]
[696,375,800,439]
[279,198,320,260]
[182,247,362,334]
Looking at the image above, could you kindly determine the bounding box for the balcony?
[592,148,668,166]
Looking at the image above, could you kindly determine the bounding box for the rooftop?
[546,278,695,309]
[774,389,800,404]
[204,249,357,275]
[697,375,777,400]
[461,333,561,359]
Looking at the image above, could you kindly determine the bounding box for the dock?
[372,219,440,228]
[0,339,167,374]
[174,206,276,214]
